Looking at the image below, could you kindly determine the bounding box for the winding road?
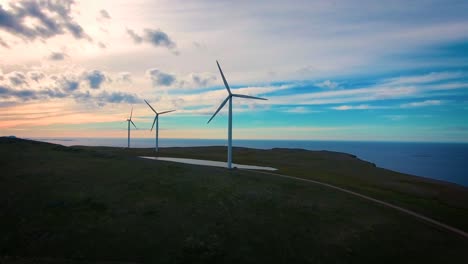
[246,169,468,239]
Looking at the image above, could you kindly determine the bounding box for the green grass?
[1,138,467,263]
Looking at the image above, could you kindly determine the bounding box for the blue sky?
[0,0,467,142]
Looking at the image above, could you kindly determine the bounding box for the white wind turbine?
[207,60,267,169]
[144,99,176,152]
[126,107,137,148]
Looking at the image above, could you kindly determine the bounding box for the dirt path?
[246,169,468,239]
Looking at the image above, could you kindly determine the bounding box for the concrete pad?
[139,156,277,171]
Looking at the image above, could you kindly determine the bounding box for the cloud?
[0,68,143,109]
[0,0,90,42]
[98,42,106,49]
[0,84,69,101]
[27,71,45,82]
[64,21,86,39]
[171,97,185,108]
[83,70,108,89]
[282,106,311,113]
[0,85,37,100]
[144,68,218,89]
[126,29,142,43]
[400,100,443,108]
[0,37,9,48]
[262,71,468,107]
[117,72,132,83]
[73,90,139,107]
[127,27,178,54]
[146,68,176,87]
[56,76,80,92]
[190,73,217,87]
[383,115,408,121]
[316,80,339,89]
[99,9,111,19]
[7,71,28,86]
[0,83,139,106]
[192,41,206,49]
[48,51,67,61]
[143,28,176,49]
[384,72,466,86]
[95,91,138,104]
[331,104,380,110]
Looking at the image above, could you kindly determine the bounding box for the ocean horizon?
[31,137,468,187]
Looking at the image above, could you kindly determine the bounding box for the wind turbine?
[144,99,175,152]
[126,107,137,148]
[207,60,267,169]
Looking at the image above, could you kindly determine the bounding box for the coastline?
[31,137,468,187]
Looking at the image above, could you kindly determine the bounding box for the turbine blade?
[130,106,133,120]
[150,116,157,131]
[159,110,176,115]
[131,120,137,129]
[144,99,158,114]
[232,94,268,100]
[216,60,231,95]
[207,96,230,124]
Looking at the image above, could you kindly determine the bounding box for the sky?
[1,0,467,142]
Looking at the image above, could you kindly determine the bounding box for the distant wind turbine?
[126,107,137,148]
[144,99,175,152]
[207,60,267,169]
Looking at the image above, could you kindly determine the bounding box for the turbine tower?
[207,60,267,169]
[144,99,175,152]
[126,107,137,148]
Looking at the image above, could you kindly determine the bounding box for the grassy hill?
[1,137,467,263]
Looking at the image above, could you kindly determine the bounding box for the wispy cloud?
[383,115,408,121]
[331,104,383,111]
[400,100,444,108]
[264,72,468,106]
[384,72,466,86]
[281,106,312,113]
[316,80,339,89]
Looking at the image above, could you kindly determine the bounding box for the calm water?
[33,137,468,187]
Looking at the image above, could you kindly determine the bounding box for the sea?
[32,137,468,187]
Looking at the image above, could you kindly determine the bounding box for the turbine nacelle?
[126,107,137,129]
[145,100,175,132]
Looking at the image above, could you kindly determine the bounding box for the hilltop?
[1,137,467,263]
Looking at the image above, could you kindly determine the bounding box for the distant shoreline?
[27,136,468,144]
[25,137,468,187]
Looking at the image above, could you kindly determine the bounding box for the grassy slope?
[1,138,467,263]
[115,146,468,232]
